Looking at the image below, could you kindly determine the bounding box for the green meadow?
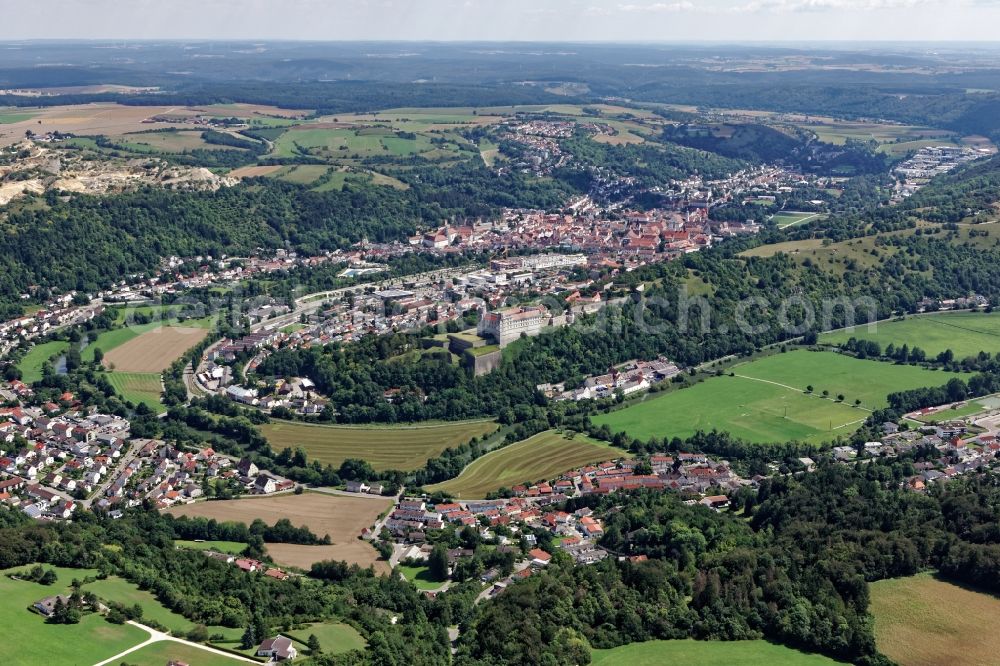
[593,351,967,445]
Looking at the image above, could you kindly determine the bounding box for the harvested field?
[103,326,209,373]
[260,419,498,471]
[870,572,1000,666]
[166,493,393,573]
[229,164,282,178]
[0,102,308,147]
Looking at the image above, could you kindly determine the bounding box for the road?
[82,439,141,508]
[92,620,258,666]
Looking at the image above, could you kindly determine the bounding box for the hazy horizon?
[5,0,1000,43]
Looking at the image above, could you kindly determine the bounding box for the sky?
[4,0,1000,42]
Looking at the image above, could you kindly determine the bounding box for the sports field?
[870,572,1000,666]
[592,351,967,445]
[16,340,70,383]
[107,640,245,666]
[103,325,210,373]
[426,430,626,499]
[822,311,1000,359]
[259,419,498,471]
[166,493,393,572]
[105,372,165,413]
[772,211,824,228]
[0,565,148,666]
[591,640,841,665]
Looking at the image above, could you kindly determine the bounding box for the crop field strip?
[259,419,498,471]
[426,430,627,498]
[104,372,165,414]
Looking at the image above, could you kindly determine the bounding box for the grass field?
[108,640,245,666]
[397,564,447,591]
[259,419,498,471]
[0,111,37,124]
[592,351,967,445]
[175,539,249,555]
[0,565,148,666]
[83,575,240,639]
[426,430,627,498]
[911,397,995,423]
[104,372,164,413]
[870,572,1000,666]
[821,311,1000,359]
[287,621,366,655]
[272,126,445,160]
[591,640,842,665]
[103,325,210,373]
[16,340,70,383]
[166,493,393,572]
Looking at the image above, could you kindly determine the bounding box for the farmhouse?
[33,594,71,617]
[257,635,298,661]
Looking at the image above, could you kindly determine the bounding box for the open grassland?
[870,572,1000,666]
[287,621,366,655]
[591,640,842,665]
[104,325,210,373]
[0,565,148,666]
[109,640,246,666]
[166,493,393,573]
[83,575,241,639]
[593,351,967,445]
[426,431,627,499]
[16,340,70,383]
[104,372,164,413]
[822,311,1000,359]
[175,539,249,555]
[259,419,498,471]
[272,126,447,160]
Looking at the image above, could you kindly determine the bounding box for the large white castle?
[477,305,546,347]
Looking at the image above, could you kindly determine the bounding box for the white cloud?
[617,1,696,11]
